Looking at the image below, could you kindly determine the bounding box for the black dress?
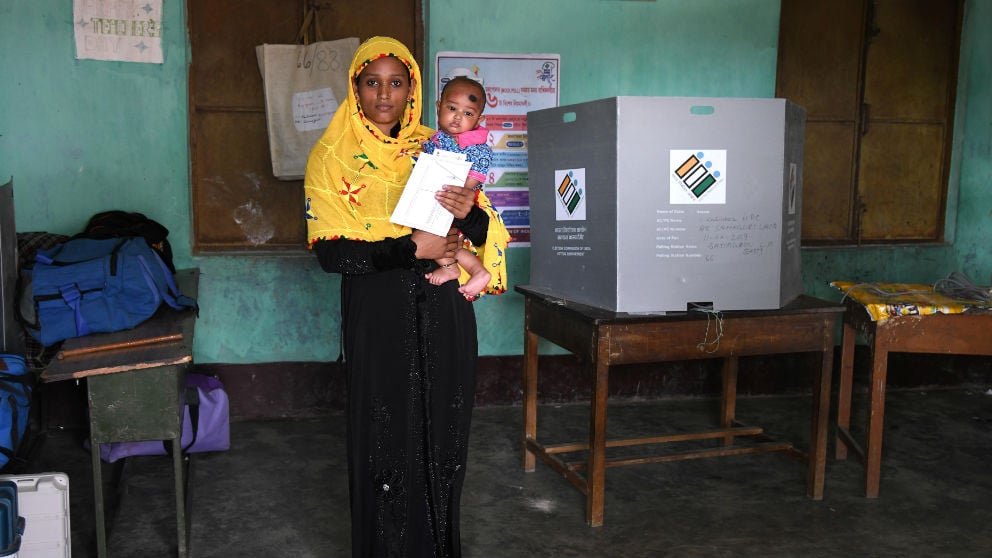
[313,207,489,558]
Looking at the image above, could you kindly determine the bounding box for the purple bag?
[89,373,230,463]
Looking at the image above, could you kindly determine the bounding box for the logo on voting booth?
[670,150,726,204]
[555,168,586,220]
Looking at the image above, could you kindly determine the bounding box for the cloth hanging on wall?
[256,36,360,180]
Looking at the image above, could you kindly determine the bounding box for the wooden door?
[776,0,962,244]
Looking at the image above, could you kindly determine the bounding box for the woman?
[304,36,509,557]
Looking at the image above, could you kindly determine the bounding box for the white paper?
[390,151,473,237]
[74,0,164,64]
[292,87,338,132]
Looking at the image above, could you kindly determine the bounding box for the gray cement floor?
[15,387,992,557]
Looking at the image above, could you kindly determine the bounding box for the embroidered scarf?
[304,36,432,244]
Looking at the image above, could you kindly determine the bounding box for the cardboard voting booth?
[527,96,806,313]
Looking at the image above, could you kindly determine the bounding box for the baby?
[423,76,493,298]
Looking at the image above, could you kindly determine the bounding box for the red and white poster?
[435,52,561,247]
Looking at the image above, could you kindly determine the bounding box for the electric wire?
[689,303,724,353]
[932,271,991,304]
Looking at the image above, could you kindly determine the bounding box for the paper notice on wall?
[74,0,164,64]
[292,88,338,133]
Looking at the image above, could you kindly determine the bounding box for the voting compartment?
[527,96,805,313]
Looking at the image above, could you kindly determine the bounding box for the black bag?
[77,210,176,273]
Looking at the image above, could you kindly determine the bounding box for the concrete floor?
[12,387,992,557]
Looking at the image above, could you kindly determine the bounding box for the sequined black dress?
[312,207,488,558]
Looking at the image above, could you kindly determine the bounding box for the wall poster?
[435,52,561,247]
[74,0,164,64]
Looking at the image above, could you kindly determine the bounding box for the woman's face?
[353,56,414,136]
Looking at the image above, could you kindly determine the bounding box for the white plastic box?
[527,96,806,312]
[0,474,70,558]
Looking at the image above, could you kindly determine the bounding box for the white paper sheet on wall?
[74,0,164,64]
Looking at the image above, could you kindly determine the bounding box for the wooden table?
[517,285,844,526]
[835,292,992,498]
[41,269,199,558]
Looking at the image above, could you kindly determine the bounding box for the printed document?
[390,150,473,236]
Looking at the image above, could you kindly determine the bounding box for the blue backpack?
[19,237,197,347]
[0,354,31,470]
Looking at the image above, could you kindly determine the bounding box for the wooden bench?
[833,281,992,498]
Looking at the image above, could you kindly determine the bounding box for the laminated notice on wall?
[74,0,164,64]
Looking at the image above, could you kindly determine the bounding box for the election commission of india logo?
[554,168,585,220]
[670,150,727,205]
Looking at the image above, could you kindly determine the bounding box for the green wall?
[1,1,989,365]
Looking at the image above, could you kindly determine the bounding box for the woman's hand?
[436,184,475,219]
[412,228,459,260]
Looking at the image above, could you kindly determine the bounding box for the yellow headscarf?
[304,36,510,297]
[304,36,431,244]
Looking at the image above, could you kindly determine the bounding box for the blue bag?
[0,355,31,470]
[20,237,197,347]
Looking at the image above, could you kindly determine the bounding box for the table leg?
[808,341,834,500]
[865,346,889,498]
[720,357,739,446]
[522,327,539,472]
[835,318,857,460]
[92,438,108,558]
[586,357,608,527]
[173,438,188,558]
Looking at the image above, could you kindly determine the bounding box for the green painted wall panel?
[1,1,192,256]
[426,0,780,114]
[1,1,989,365]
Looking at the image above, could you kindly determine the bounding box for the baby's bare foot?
[458,269,492,299]
[426,264,460,286]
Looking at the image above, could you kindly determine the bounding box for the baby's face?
[436,82,484,136]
